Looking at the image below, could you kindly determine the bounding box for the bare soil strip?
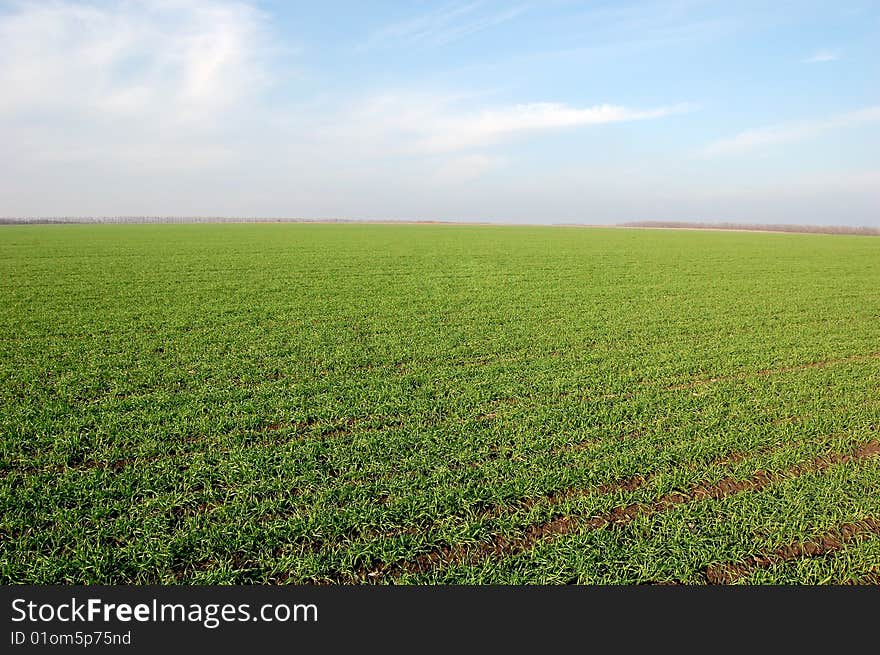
[327,437,847,582]
[705,516,880,584]
[358,440,880,582]
[287,442,784,583]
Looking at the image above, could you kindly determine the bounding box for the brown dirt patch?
[848,569,880,585]
[705,517,880,584]
[363,439,880,581]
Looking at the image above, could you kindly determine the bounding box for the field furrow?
[704,517,880,584]
[366,439,880,582]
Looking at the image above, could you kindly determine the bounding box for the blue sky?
[1,0,878,224]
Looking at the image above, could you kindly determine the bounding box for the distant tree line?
[1,217,878,235]
[618,221,880,236]
[0,216,352,225]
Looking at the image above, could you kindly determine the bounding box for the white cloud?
[0,0,279,178]
[803,49,840,63]
[0,0,272,125]
[334,94,694,156]
[699,106,880,157]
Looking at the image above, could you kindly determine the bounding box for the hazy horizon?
[1,1,878,225]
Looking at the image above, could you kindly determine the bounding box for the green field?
[1,223,879,584]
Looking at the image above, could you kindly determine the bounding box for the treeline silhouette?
[618,221,880,236]
[1,217,877,235]
[0,216,350,225]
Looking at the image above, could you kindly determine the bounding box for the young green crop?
[1,224,879,583]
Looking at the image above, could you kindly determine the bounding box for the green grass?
[1,223,879,584]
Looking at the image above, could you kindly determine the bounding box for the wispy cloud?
[699,106,880,157]
[338,94,696,155]
[418,101,695,152]
[803,49,840,63]
[359,1,531,51]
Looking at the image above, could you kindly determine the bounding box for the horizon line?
[1,217,878,236]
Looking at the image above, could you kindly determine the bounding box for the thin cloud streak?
[699,106,880,157]
[340,95,696,156]
[803,49,840,63]
[358,1,531,51]
[416,101,696,152]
